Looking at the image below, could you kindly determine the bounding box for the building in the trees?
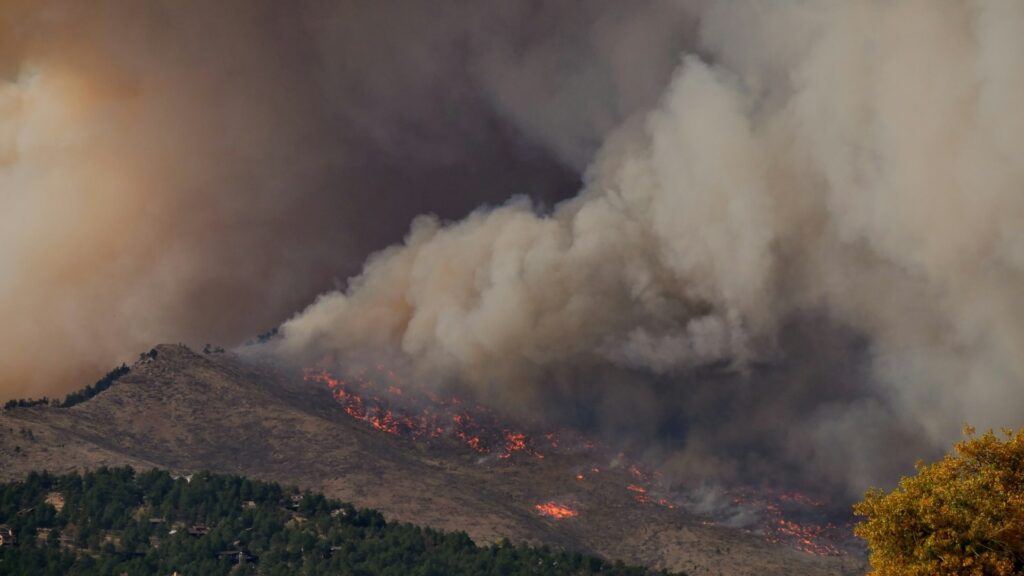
[187,524,210,536]
[0,525,15,546]
[218,550,256,565]
[45,491,65,512]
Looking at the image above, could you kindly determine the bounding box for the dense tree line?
[59,364,131,408]
[0,468,683,576]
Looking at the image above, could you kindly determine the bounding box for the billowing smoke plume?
[5,0,1023,498]
[0,1,691,398]
[278,0,1024,496]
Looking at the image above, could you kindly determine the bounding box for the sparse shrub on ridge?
[3,363,131,411]
[3,398,50,410]
[59,364,130,408]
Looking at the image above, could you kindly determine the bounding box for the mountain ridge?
[0,344,865,575]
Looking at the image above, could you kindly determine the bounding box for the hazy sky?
[2,0,684,397]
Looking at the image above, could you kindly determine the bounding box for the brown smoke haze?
[5,0,1024,497]
[3,0,684,397]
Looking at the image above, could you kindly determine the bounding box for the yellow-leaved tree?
[854,426,1024,576]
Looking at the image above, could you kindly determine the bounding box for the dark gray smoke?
[276,1,1024,497]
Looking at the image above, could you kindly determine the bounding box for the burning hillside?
[0,345,865,575]
[534,501,579,520]
[718,489,855,557]
[303,367,554,460]
[303,363,854,558]
[3,11,1019,576]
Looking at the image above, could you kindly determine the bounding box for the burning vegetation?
[534,502,579,520]
[722,488,852,557]
[304,365,852,557]
[304,367,556,459]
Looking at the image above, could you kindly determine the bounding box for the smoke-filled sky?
[5,0,1024,497]
[2,0,685,394]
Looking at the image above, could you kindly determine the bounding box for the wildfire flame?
[721,488,851,556]
[534,502,578,520]
[304,367,563,459]
[500,432,527,459]
[626,483,653,505]
[304,366,850,557]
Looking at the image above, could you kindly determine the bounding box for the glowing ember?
[499,432,527,459]
[777,491,825,507]
[627,483,651,504]
[534,502,578,519]
[721,487,851,556]
[628,465,647,481]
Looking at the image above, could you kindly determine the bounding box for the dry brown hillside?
[0,344,865,576]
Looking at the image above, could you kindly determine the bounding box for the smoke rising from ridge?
[1,1,690,398]
[278,0,1024,495]
[4,0,1023,498]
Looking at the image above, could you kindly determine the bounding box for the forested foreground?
[0,468,683,576]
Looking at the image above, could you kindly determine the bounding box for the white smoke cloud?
[604,315,743,374]
[279,0,1024,494]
